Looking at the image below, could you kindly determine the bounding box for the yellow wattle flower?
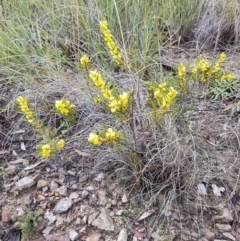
[99,21,123,66]
[56,139,65,151]
[41,144,51,158]
[80,55,89,70]
[17,96,34,123]
[55,100,75,116]
[88,133,103,145]
[105,128,119,142]
[89,70,106,89]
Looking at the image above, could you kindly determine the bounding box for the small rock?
[37,180,46,189]
[55,216,64,228]
[117,228,127,241]
[78,175,88,183]
[50,181,59,192]
[132,237,138,241]
[69,192,79,200]
[44,211,56,224]
[16,207,24,216]
[115,210,123,216]
[112,200,117,205]
[75,218,81,225]
[1,208,12,222]
[88,211,100,225]
[213,208,233,223]
[42,186,48,193]
[204,228,215,240]
[86,233,101,241]
[16,176,36,191]
[82,190,89,199]
[222,232,235,241]
[86,185,95,191]
[5,165,16,175]
[91,208,115,231]
[42,226,54,235]
[54,197,73,214]
[97,190,108,206]
[69,229,79,241]
[57,186,68,196]
[94,172,104,182]
[215,223,231,232]
[122,193,128,203]
[82,215,88,224]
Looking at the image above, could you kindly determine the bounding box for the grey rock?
[54,197,73,214]
[213,208,233,223]
[222,232,235,241]
[16,176,36,191]
[82,190,89,199]
[215,223,231,232]
[204,228,215,240]
[117,228,128,241]
[69,229,79,241]
[97,190,108,206]
[57,185,68,196]
[94,172,104,182]
[86,233,101,241]
[5,165,16,175]
[91,208,114,231]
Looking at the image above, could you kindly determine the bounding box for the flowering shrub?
[17,96,73,159]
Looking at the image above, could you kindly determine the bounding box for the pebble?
[97,190,108,206]
[91,208,115,231]
[213,208,233,223]
[122,193,128,203]
[54,197,73,214]
[16,176,36,191]
[57,186,68,196]
[5,165,16,175]
[222,232,235,241]
[69,229,79,241]
[69,192,79,200]
[204,228,215,240]
[86,233,102,241]
[215,223,231,232]
[82,190,89,199]
[117,228,128,241]
[94,172,104,182]
[55,216,64,228]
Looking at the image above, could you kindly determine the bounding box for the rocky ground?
[1,152,240,241]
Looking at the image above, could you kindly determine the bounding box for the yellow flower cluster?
[88,128,121,145]
[17,96,34,123]
[108,92,132,113]
[100,21,123,66]
[192,53,231,83]
[178,63,186,87]
[154,83,178,110]
[40,144,51,158]
[55,100,75,116]
[89,70,131,114]
[220,73,235,81]
[89,70,106,89]
[17,96,42,132]
[80,55,89,71]
[38,139,65,158]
